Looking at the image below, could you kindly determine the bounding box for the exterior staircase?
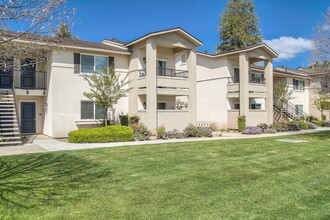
[0,89,22,146]
[274,101,309,121]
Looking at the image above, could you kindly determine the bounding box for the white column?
[187,48,197,125]
[239,52,249,117]
[265,60,273,124]
[146,37,157,132]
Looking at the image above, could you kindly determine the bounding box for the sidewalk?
[1,127,329,157]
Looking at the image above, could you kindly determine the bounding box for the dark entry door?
[21,102,36,134]
[21,59,36,89]
[0,68,13,89]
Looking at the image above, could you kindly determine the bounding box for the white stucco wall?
[46,49,129,138]
[286,77,310,115]
[196,55,230,128]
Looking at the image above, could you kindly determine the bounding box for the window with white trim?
[81,54,108,73]
[293,79,305,91]
[81,101,106,120]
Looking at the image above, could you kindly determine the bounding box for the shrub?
[287,122,301,131]
[131,124,151,141]
[307,122,318,129]
[128,115,140,125]
[257,123,268,131]
[198,127,213,137]
[306,115,319,122]
[322,114,327,121]
[167,129,186,139]
[156,125,168,139]
[269,122,288,132]
[237,116,246,132]
[119,114,129,126]
[323,120,330,127]
[68,126,134,143]
[292,120,308,130]
[263,128,277,134]
[184,123,202,137]
[311,120,323,126]
[242,126,263,135]
[209,122,219,132]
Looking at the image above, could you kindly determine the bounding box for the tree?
[309,8,330,91]
[273,81,294,120]
[273,81,294,106]
[56,23,73,39]
[0,0,75,69]
[217,0,262,53]
[83,67,132,126]
[313,8,330,62]
[313,94,330,119]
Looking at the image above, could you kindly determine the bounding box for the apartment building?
[0,28,312,144]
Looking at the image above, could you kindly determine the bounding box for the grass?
[0,131,329,220]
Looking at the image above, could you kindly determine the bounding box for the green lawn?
[0,132,329,220]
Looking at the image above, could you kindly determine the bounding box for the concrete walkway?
[1,127,329,157]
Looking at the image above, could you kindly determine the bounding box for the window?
[251,103,262,110]
[250,72,264,84]
[295,105,303,116]
[293,79,305,91]
[181,54,186,64]
[81,55,108,73]
[234,103,240,109]
[233,68,240,83]
[81,101,106,120]
[157,102,166,110]
[157,60,167,76]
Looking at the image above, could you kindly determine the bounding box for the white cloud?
[263,37,313,61]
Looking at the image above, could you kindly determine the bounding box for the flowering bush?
[198,128,213,137]
[263,128,277,134]
[130,124,152,141]
[323,120,330,127]
[242,126,263,135]
[307,122,318,129]
[167,129,186,139]
[269,122,288,132]
[287,122,301,131]
[257,123,268,131]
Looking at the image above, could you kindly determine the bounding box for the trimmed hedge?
[237,116,246,132]
[68,126,134,143]
[312,120,324,127]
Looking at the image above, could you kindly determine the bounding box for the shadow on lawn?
[0,153,110,208]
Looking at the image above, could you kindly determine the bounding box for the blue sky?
[67,0,329,69]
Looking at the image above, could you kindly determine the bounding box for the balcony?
[138,68,188,78]
[13,70,47,95]
[227,75,266,84]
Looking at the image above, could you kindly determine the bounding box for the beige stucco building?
[0,28,314,143]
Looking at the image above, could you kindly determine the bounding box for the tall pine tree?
[217,0,262,53]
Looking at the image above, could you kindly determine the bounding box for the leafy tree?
[56,23,73,39]
[313,94,330,119]
[217,0,262,52]
[273,81,294,120]
[83,67,132,126]
[273,81,294,106]
[0,0,75,69]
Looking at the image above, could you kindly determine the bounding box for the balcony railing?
[138,68,188,78]
[249,75,266,84]
[13,70,47,91]
[228,76,266,84]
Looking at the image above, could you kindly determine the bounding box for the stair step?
[2,136,21,140]
[0,119,18,123]
[0,124,19,127]
[0,105,15,108]
[0,132,20,136]
[0,127,19,131]
[0,141,22,146]
[0,108,15,111]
